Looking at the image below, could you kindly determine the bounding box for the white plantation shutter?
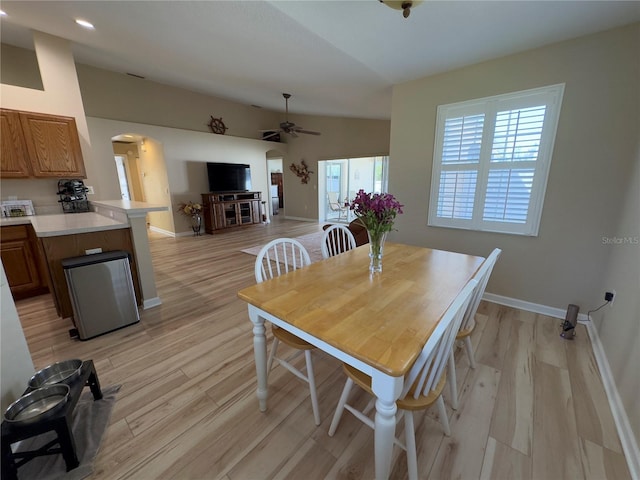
[483,168,535,223]
[429,84,564,236]
[437,170,477,219]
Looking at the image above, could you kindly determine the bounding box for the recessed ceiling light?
[75,19,95,29]
[0,10,7,16]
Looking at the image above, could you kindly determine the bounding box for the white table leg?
[371,372,403,480]
[248,305,268,412]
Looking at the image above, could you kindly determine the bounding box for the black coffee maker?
[57,179,90,213]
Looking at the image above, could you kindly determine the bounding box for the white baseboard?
[283,215,316,222]
[143,297,162,309]
[149,226,176,237]
[483,292,589,322]
[583,320,640,480]
[484,292,639,479]
[150,227,205,238]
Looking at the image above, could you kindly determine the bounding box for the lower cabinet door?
[1,237,48,300]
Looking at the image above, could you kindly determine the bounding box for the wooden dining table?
[237,242,484,480]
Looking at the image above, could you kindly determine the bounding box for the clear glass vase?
[191,214,202,236]
[367,230,387,274]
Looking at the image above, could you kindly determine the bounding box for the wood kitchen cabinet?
[0,225,49,300]
[0,108,86,178]
[0,110,31,178]
[201,192,262,234]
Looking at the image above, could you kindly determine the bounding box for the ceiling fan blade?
[289,130,298,138]
[296,129,322,136]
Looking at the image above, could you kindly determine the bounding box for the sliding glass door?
[318,156,389,223]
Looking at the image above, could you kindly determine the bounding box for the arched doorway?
[110,133,174,234]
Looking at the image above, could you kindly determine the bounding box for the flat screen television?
[207,162,252,192]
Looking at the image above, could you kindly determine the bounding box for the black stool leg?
[87,365,103,400]
[53,417,79,472]
[1,439,18,480]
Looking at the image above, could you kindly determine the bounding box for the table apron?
[248,304,384,378]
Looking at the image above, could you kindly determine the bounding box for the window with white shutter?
[428,84,564,236]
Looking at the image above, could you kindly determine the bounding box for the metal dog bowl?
[4,384,70,426]
[28,359,83,389]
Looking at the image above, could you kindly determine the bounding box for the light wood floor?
[14,217,631,479]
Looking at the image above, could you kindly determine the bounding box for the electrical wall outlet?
[86,186,95,194]
[605,290,616,304]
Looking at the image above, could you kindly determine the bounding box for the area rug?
[12,384,121,480]
[241,231,325,263]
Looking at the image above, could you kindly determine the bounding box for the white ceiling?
[1,1,639,119]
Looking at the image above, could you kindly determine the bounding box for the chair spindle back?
[321,225,357,259]
[255,238,312,283]
[402,279,478,400]
[458,248,501,332]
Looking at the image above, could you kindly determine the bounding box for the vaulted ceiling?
[2,1,639,119]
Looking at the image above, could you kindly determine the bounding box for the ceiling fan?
[261,93,321,140]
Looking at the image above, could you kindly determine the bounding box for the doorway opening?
[267,157,284,218]
[318,155,389,223]
[111,134,174,235]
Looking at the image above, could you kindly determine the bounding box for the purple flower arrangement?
[350,189,404,236]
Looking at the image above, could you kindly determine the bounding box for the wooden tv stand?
[201,192,262,234]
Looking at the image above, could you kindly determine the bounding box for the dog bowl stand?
[1,360,102,480]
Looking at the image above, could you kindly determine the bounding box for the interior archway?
[111,133,174,234]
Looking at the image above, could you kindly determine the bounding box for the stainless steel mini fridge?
[62,250,139,340]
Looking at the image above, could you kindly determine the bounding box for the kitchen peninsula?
[1,200,167,318]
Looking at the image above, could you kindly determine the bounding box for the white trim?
[584,320,640,480]
[283,215,316,222]
[149,225,176,237]
[483,292,589,322]
[483,292,639,479]
[143,297,162,309]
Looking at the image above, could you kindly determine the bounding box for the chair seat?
[456,317,476,339]
[272,325,315,350]
[342,364,448,412]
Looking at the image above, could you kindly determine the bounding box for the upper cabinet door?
[19,112,86,178]
[0,109,32,178]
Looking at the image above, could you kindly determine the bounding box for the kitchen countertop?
[0,212,128,237]
[91,200,168,215]
[1,200,168,237]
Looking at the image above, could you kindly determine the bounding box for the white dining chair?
[254,238,321,425]
[447,248,501,410]
[328,279,478,480]
[321,224,357,259]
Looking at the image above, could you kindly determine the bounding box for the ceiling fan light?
[379,0,421,18]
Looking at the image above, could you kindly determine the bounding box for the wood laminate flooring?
[14,217,631,479]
